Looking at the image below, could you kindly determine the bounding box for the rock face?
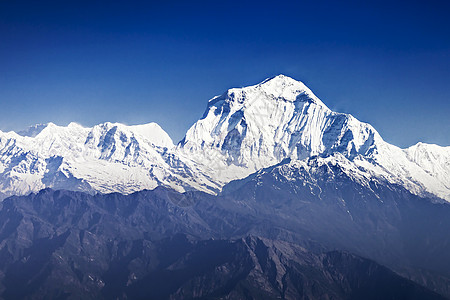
[0,188,449,299]
[0,75,449,201]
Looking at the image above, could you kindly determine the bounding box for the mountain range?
[0,178,449,299]
[0,75,449,202]
[0,75,449,299]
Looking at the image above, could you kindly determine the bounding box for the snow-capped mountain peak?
[255,74,328,106]
[179,75,449,201]
[179,75,383,185]
[127,122,174,148]
[207,74,328,111]
[17,123,52,137]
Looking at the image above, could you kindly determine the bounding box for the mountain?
[180,75,450,201]
[0,122,217,200]
[221,155,450,284]
[0,188,447,299]
[0,75,449,201]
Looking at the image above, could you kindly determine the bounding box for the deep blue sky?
[1,0,449,147]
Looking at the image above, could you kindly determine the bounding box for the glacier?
[0,75,449,201]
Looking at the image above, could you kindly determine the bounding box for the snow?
[128,123,174,148]
[0,75,449,202]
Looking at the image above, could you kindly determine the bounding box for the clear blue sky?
[1,0,449,147]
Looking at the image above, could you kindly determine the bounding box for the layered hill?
[0,183,449,298]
